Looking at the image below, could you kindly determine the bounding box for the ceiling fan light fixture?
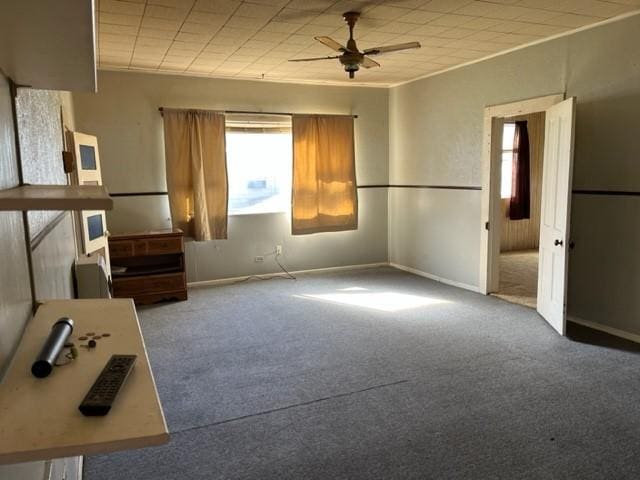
[288,11,420,80]
[344,63,359,79]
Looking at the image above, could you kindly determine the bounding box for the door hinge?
[485,221,490,231]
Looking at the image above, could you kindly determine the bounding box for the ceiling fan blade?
[363,41,421,56]
[315,36,348,52]
[288,55,341,62]
[361,56,380,69]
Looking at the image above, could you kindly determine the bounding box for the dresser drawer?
[134,290,188,305]
[113,272,186,296]
[112,237,183,257]
[147,236,183,255]
[133,239,148,256]
[109,240,135,258]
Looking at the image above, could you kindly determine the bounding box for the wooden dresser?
[109,229,187,305]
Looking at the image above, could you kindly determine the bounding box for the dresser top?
[109,228,183,241]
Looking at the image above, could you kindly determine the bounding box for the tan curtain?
[291,115,357,235]
[162,109,228,240]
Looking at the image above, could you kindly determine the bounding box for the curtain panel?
[509,120,531,220]
[291,115,358,235]
[162,109,228,240]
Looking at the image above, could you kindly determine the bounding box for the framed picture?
[67,131,111,276]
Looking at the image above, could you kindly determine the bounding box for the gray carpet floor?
[85,267,640,480]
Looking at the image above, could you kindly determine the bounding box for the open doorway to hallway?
[480,94,576,334]
[492,114,545,309]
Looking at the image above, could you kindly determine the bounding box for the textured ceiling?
[96,0,640,86]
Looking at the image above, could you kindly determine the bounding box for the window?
[225,115,292,215]
[501,122,516,199]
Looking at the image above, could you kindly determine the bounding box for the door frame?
[478,93,565,295]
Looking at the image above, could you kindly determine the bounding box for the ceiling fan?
[289,11,421,79]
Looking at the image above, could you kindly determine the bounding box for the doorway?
[492,114,544,309]
[478,94,576,335]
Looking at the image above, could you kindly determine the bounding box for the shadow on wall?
[566,92,640,335]
[573,93,640,189]
[567,194,640,335]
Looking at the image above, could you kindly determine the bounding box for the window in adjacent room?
[501,122,516,199]
[225,114,292,215]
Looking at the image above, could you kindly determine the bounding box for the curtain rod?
[158,107,357,119]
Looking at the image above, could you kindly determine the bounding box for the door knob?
[554,239,563,246]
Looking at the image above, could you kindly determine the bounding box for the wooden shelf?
[0,299,169,464]
[0,185,113,211]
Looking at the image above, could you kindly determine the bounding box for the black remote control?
[79,354,137,416]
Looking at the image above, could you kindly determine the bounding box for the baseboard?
[188,260,483,295]
[187,262,389,288]
[389,262,482,293]
[568,316,640,345]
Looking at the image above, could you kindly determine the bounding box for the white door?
[537,97,576,334]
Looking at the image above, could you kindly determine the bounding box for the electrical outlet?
[276,245,282,256]
[254,256,264,263]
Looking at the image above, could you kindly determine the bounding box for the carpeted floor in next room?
[84,267,640,480]
[493,249,539,309]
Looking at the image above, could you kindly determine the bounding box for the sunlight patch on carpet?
[296,291,450,312]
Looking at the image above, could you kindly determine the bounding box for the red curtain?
[509,121,530,220]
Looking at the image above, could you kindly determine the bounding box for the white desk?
[0,299,169,464]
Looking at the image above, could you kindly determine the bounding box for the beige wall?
[500,112,545,252]
[29,90,78,302]
[0,75,79,478]
[389,13,640,335]
[73,71,390,281]
[16,88,68,237]
[0,73,32,379]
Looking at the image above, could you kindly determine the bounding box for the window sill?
[228,210,289,217]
